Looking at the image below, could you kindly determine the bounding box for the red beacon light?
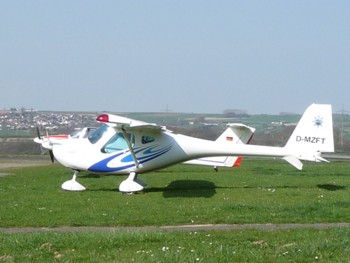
[96,114,109,123]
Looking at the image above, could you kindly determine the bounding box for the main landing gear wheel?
[61,170,86,191]
[119,172,147,194]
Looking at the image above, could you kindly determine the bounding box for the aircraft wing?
[184,123,255,169]
[96,114,164,132]
[184,156,243,168]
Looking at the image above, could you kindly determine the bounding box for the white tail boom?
[180,104,334,171]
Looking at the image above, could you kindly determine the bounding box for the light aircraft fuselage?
[35,104,334,193]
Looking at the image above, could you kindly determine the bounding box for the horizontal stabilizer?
[282,155,303,170]
[282,153,329,170]
[315,155,330,163]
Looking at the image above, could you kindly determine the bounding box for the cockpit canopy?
[88,124,155,153]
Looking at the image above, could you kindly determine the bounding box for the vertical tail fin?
[216,123,255,144]
[284,104,334,162]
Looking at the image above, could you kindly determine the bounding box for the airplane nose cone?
[52,140,80,168]
[42,140,53,150]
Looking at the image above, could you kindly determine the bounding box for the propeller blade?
[36,127,41,140]
[49,150,55,163]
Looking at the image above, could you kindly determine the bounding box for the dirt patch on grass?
[0,223,349,233]
[0,156,50,170]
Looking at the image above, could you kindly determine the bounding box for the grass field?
[1,228,350,262]
[1,158,350,261]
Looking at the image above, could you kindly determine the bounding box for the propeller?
[45,128,55,163]
[35,126,47,155]
[35,127,55,163]
[49,149,55,163]
[36,127,42,140]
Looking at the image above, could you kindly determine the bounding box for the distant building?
[279,112,298,116]
[223,109,249,118]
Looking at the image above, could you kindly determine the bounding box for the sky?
[1,1,349,114]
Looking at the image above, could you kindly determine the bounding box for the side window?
[142,135,155,144]
[103,132,135,153]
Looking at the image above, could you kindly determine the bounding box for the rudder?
[285,104,334,153]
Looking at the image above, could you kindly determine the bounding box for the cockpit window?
[88,124,109,144]
[142,135,155,144]
[86,127,97,137]
[103,132,135,153]
[70,129,82,139]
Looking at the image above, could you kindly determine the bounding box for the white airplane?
[38,104,334,193]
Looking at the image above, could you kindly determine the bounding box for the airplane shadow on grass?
[317,184,347,191]
[145,180,217,198]
[82,173,217,196]
[82,174,347,195]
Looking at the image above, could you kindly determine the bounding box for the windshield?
[70,127,97,139]
[88,124,110,144]
[103,132,135,153]
[70,129,82,138]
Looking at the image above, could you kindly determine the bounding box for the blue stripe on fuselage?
[88,144,173,173]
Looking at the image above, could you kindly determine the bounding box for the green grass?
[1,228,350,262]
[1,159,350,227]
[1,158,350,262]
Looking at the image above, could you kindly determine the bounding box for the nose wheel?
[61,170,86,191]
[119,172,147,193]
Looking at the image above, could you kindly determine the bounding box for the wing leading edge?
[96,114,164,132]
